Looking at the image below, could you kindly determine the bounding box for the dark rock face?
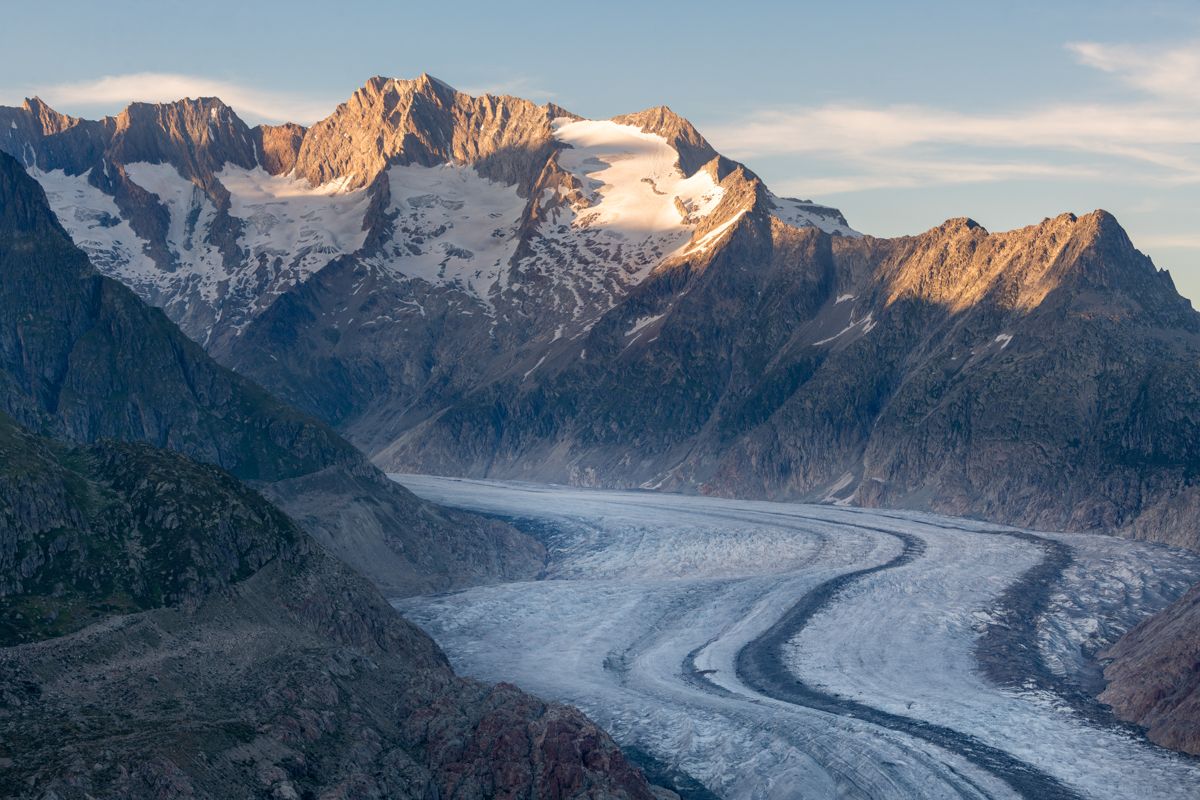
[371,209,1200,552]
[1099,583,1200,755]
[0,149,542,596]
[0,411,308,644]
[6,79,1199,553]
[0,414,656,800]
[0,146,655,798]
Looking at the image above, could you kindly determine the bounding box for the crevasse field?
[391,476,1200,800]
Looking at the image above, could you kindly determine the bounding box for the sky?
[4,0,1200,300]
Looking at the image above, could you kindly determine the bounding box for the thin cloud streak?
[706,39,1200,195]
[1067,40,1200,103]
[13,72,339,125]
[719,104,1200,157]
[782,159,1105,197]
[709,103,1200,180]
[1136,234,1200,250]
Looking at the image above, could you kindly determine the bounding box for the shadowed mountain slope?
[0,411,656,799]
[0,148,541,597]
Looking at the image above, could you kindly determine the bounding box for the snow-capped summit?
[8,75,1194,566]
[0,76,854,350]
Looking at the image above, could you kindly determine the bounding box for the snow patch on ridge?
[216,165,371,283]
[30,168,157,289]
[814,311,875,346]
[625,311,667,337]
[551,119,724,249]
[770,193,860,237]
[369,163,527,302]
[512,119,728,325]
[678,210,747,257]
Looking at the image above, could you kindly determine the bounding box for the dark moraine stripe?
[725,519,1083,800]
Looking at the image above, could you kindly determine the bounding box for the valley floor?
[391,476,1200,800]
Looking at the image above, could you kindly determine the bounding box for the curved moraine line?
[391,477,1200,800]
[728,522,1082,800]
[844,509,1163,735]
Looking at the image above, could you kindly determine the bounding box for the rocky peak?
[1059,210,1194,321]
[0,98,108,175]
[109,96,256,186]
[0,148,66,238]
[874,210,1189,323]
[20,96,80,135]
[613,105,723,177]
[545,101,583,122]
[941,216,984,232]
[290,74,558,192]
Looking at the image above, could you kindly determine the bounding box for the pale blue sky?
[4,0,1200,300]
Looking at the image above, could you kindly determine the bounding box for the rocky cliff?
[8,78,1194,554]
[0,148,542,597]
[1098,581,1200,755]
[0,412,657,799]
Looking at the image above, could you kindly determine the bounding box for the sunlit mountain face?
[4,61,1200,800]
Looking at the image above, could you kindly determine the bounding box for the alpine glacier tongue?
[395,476,1200,800]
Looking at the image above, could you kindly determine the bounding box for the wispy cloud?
[1067,40,1200,103]
[780,158,1105,197]
[1136,233,1200,250]
[13,72,339,125]
[705,40,1200,196]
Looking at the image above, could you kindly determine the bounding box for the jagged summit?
[872,209,1187,322]
[0,75,855,350]
[8,77,1195,554]
[287,73,557,190]
[611,105,721,177]
[0,145,67,235]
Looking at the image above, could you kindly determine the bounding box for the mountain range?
[0,147,657,797]
[3,74,1200,767]
[3,74,1197,550]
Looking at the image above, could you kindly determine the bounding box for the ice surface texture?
[394,476,1200,800]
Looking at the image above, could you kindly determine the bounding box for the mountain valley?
[3,70,1200,799]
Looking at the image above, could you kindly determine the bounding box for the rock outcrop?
[1099,582,1200,755]
[0,148,542,597]
[5,78,1199,553]
[0,412,657,799]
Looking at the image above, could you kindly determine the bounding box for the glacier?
[392,475,1200,800]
